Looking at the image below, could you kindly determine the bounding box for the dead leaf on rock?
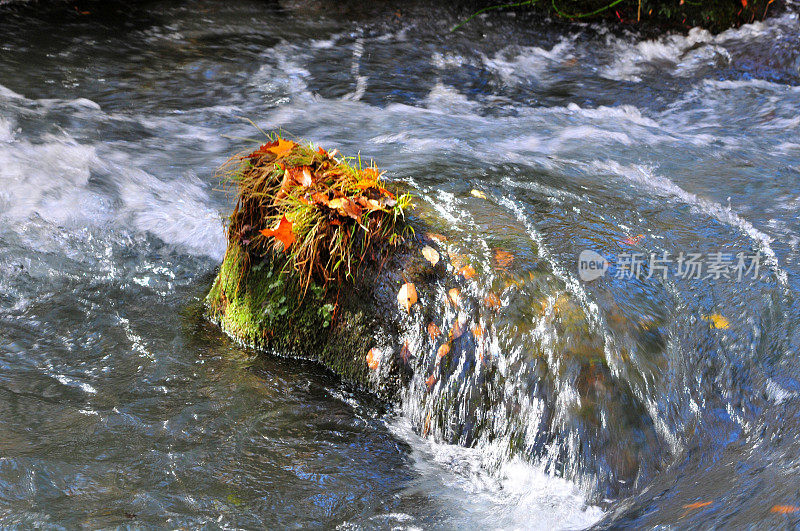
[437,343,450,359]
[260,215,295,252]
[366,348,381,370]
[267,138,296,158]
[494,249,514,270]
[459,265,476,279]
[448,288,461,307]
[471,189,488,200]
[422,245,440,266]
[398,283,418,313]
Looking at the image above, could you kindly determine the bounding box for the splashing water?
[1,0,799,527]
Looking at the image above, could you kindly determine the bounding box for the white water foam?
[0,86,226,259]
[387,417,604,530]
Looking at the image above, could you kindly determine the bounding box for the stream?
[1,0,800,527]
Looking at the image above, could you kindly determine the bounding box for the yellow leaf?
[459,264,476,279]
[471,189,488,200]
[421,245,440,266]
[702,313,729,329]
[398,282,418,313]
[448,288,461,307]
[437,343,450,359]
[267,138,296,158]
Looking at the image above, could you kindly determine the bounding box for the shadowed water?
[0,0,799,527]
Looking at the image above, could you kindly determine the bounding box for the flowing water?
[1,0,799,527]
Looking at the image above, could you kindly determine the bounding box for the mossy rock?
[206,238,433,399]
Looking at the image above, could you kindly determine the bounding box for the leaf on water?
[682,501,713,510]
[471,189,488,200]
[471,324,484,338]
[422,410,432,436]
[702,313,729,329]
[425,373,438,389]
[622,233,645,245]
[425,232,447,243]
[459,265,476,279]
[400,340,413,364]
[450,317,467,339]
[427,322,441,339]
[494,249,515,270]
[268,138,296,158]
[437,343,450,359]
[771,505,800,514]
[422,245,440,266]
[260,215,295,252]
[366,347,381,370]
[448,288,461,307]
[483,292,502,309]
[398,282,418,313]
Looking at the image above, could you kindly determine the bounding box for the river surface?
[1,0,800,528]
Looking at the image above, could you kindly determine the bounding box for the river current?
[1,0,799,527]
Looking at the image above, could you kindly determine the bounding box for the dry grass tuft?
[219,134,413,294]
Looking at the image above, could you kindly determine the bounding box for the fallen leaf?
[471,324,484,338]
[622,234,645,245]
[494,249,515,270]
[267,138,296,158]
[400,341,413,364]
[459,265,476,279]
[422,245,440,266]
[471,189,488,200]
[398,283,418,313]
[247,140,278,159]
[702,313,730,329]
[771,505,800,514]
[427,322,441,339]
[483,292,502,309]
[260,215,295,252]
[448,288,461,307]
[425,232,447,243]
[366,348,381,370]
[449,253,466,270]
[437,343,450,359]
[328,197,363,220]
[450,317,467,339]
[741,0,747,6]
[683,501,712,510]
[422,410,432,436]
[426,373,438,388]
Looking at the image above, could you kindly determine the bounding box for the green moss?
[206,242,405,398]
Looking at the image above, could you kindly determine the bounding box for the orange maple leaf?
[771,505,800,514]
[268,138,296,158]
[246,140,278,159]
[260,215,295,252]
